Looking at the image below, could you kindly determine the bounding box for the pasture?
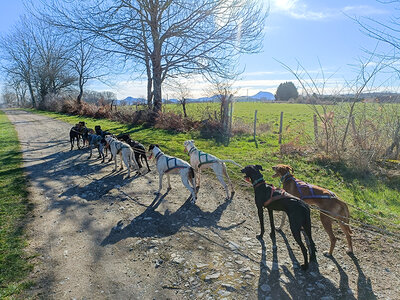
[29,102,400,232]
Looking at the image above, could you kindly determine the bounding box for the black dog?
[241,165,316,270]
[95,125,112,157]
[117,134,150,171]
[69,123,83,150]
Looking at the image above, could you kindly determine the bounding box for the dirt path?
[5,109,400,299]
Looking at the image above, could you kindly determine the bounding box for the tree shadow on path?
[101,194,243,246]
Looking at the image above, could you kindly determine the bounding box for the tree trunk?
[182,98,187,118]
[151,46,162,113]
[77,80,83,105]
[147,75,153,109]
[27,82,36,108]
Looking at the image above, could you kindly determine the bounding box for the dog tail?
[219,159,243,168]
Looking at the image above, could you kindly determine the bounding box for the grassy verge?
[27,108,400,234]
[0,110,33,298]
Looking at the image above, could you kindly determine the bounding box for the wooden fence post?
[253,110,258,139]
[313,114,319,144]
[278,111,283,144]
[227,100,233,144]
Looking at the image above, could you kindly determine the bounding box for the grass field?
[0,110,33,298]
[28,105,400,235]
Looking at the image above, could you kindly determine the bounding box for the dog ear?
[255,165,263,171]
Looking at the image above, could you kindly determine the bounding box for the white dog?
[148,144,197,203]
[184,140,242,199]
[105,135,139,178]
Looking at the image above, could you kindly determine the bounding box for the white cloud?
[270,0,335,20]
[270,1,389,21]
[342,5,389,16]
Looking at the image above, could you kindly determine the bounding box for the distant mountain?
[250,91,275,100]
[115,97,146,105]
[118,91,275,105]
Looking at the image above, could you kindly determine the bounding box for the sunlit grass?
[0,110,33,298]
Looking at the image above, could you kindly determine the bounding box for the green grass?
[0,110,33,298]
[27,107,400,234]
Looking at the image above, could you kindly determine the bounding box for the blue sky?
[1,0,399,99]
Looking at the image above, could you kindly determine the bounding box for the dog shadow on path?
[100,194,243,246]
[257,230,359,299]
[347,254,377,300]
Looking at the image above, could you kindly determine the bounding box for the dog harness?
[187,146,217,168]
[281,173,336,199]
[156,151,189,173]
[112,140,130,154]
[253,177,294,206]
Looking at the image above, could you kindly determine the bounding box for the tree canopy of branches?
[34,0,268,112]
[275,81,298,101]
[0,17,76,107]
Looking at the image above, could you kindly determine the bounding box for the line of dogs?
[69,123,354,271]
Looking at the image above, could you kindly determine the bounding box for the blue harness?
[157,152,189,173]
[188,146,217,168]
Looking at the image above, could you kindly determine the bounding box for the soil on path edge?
[5,109,400,300]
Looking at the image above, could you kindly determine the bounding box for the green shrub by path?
[0,110,33,298]
[28,108,400,234]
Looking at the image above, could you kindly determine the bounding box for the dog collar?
[155,151,163,160]
[252,177,265,187]
[188,146,197,156]
[280,172,292,183]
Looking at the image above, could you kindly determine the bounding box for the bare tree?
[31,22,76,104]
[205,77,237,144]
[0,17,37,107]
[32,0,268,112]
[67,35,110,105]
[0,17,76,107]
[168,80,192,118]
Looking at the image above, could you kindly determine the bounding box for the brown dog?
[272,164,353,256]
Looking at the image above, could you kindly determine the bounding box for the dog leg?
[88,146,93,159]
[222,164,235,198]
[213,165,230,199]
[196,168,201,192]
[113,153,118,171]
[268,209,276,240]
[119,153,124,170]
[181,173,196,203]
[290,223,309,270]
[320,213,336,257]
[122,153,130,178]
[339,221,353,255]
[303,213,317,261]
[277,212,287,231]
[256,207,265,239]
[166,174,171,191]
[144,155,151,171]
[156,173,164,195]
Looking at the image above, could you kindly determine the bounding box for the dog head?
[241,165,264,184]
[148,144,160,159]
[184,140,195,152]
[79,121,86,127]
[272,164,293,178]
[117,133,129,142]
[105,135,113,144]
